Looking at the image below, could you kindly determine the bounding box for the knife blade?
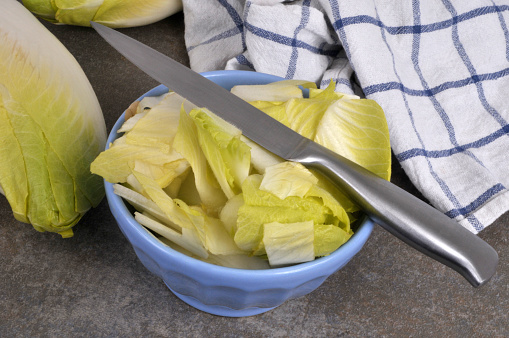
[91,22,498,287]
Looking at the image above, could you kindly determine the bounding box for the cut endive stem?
[291,140,499,287]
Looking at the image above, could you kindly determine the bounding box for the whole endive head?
[22,0,183,28]
[0,1,107,237]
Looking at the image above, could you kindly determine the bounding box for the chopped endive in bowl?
[92,70,390,316]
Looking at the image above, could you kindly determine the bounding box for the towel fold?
[182,0,509,233]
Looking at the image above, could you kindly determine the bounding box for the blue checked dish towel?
[182,0,509,234]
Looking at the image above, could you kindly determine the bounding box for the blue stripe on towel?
[445,184,505,219]
[244,22,339,57]
[286,0,311,79]
[235,54,254,70]
[397,124,509,161]
[363,67,509,96]
[321,77,353,89]
[187,0,244,53]
[443,0,508,128]
[332,5,509,35]
[218,0,244,39]
[491,0,509,61]
[187,27,242,52]
[328,0,354,71]
[412,1,484,167]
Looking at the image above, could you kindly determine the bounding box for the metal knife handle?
[291,140,498,287]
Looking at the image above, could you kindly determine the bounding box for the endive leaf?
[21,0,57,21]
[90,143,184,183]
[190,108,251,199]
[93,0,182,28]
[0,1,107,237]
[259,162,318,200]
[263,221,315,267]
[22,0,183,28]
[53,0,104,26]
[172,108,227,210]
[315,98,392,180]
[125,92,191,153]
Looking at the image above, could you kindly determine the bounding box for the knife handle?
[291,140,498,287]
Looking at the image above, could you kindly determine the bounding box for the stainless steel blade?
[90,22,304,160]
[91,22,498,287]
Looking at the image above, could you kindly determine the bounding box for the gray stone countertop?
[1,12,507,337]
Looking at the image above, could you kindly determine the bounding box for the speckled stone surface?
[1,12,508,337]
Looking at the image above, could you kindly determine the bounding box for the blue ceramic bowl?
[105,70,374,317]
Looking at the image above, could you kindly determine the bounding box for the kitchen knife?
[91,22,498,287]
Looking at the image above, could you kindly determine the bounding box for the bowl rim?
[105,70,374,277]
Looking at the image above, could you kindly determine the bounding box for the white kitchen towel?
[182,0,509,234]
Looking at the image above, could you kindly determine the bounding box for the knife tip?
[90,21,104,31]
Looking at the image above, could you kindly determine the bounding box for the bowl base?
[166,283,277,317]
